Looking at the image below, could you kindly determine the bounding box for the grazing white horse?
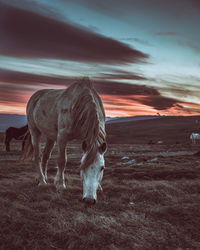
[22,78,107,204]
[190,133,200,144]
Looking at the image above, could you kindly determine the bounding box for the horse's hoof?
[37,179,47,186]
[98,184,103,192]
[56,183,66,191]
[38,182,47,187]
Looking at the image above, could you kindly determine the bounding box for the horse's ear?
[99,142,107,154]
[82,141,87,152]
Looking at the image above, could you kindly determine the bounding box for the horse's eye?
[100,166,105,172]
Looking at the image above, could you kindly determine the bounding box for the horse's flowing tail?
[20,131,34,160]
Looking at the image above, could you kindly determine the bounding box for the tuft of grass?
[0,143,200,249]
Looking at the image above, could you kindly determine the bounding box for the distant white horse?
[22,78,107,204]
[190,133,200,144]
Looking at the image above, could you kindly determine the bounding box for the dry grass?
[106,115,200,144]
[0,141,200,249]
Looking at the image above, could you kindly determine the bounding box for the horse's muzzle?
[83,197,96,205]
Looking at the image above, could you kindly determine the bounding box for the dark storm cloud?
[108,94,180,111]
[0,68,147,86]
[93,80,158,96]
[136,95,178,110]
[94,80,184,111]
[0,69,181,111]
[0,69,72,86]
[94,80,180,110]
[0,2,148,64]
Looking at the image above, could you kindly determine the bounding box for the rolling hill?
[0,114,27,132]
[106,115,200,144]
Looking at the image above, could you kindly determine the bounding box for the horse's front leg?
[5,141,10,152]
[55,135,67,190]
[30,129,43,185]
[41,138,55,183]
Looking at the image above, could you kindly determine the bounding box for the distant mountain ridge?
[0,114,166,132]
[106,115,161,124]
[0,114,161,132]
[0,114,187,133]
[0,114,27,132]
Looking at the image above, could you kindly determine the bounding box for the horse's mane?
[71,80,106,169]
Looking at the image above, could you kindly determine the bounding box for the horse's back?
[27,89,64,138]
[195,133,200,139]
[191,133,200,138]
[28,78,103,118]
[27,89,59,111]
[27,78,105,140]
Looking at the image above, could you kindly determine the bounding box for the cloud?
[0,69,73,86]
[93,80,186,111]
[0,84,30,104]
[178,40,200,53]
[134,95,178,110]
[0,68,147,88]
[0,68,181,111]
[106,94,179,111]
[0,2,148,65]
[94,69,147,81]
[120,38,152,46]
[155,32,179,36]
[2,68,198,116]
[94,80,183,110]
[93,80,158,96]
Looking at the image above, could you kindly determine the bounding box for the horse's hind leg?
[30,129,44,185]
[4,134,11,152]
[5,141,10,152]
[41,138,55,183]
[22,140,25,151]
[55,135,67,190]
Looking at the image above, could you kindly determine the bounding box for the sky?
[0,0,200,117]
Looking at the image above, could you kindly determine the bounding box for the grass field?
[0,138,200,249]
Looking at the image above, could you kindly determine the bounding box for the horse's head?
[80,141,107,204]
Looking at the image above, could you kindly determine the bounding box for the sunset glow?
[0,0,200,117]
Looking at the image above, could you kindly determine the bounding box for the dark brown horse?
[5,125,29,152]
